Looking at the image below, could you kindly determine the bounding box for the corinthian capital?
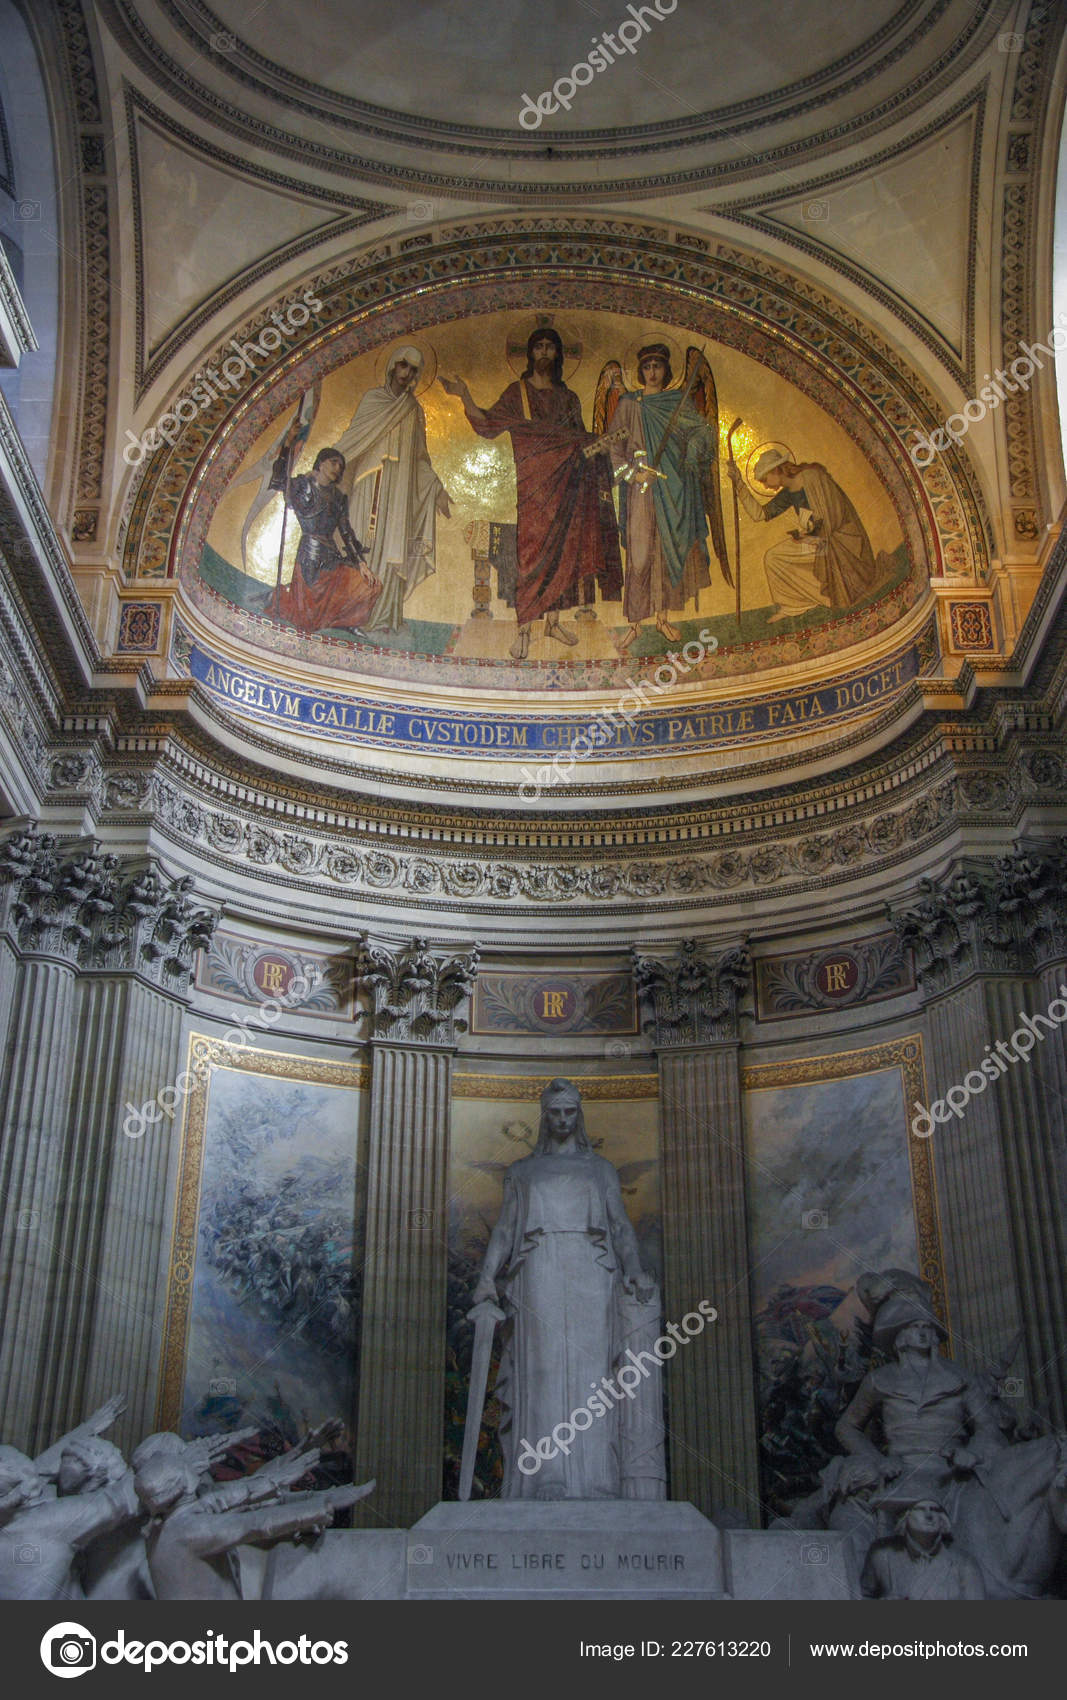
[354,933,480,1044]
[0,825,218,989]
[631,940,751,1047]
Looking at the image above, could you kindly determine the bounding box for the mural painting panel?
[158,1041,367,1468]
[742,1038,944,1518]
[188,305,916,693]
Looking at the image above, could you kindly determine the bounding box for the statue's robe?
[492,1150,662,1500]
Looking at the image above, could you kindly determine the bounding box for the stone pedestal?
[404,1500,726,1599]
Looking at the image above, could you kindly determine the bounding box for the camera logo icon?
[801,1209,828,1230]
[40,1622,97,1679]
[407,1544,434,1564]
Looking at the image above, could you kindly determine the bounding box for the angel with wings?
[594,343,731,651]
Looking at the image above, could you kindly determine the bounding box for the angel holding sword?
[595,344,731,651]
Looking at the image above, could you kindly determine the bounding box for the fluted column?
[893,843,1067,1422]
[633,942,760,1525]
[37,978,187,1452]
[0,955,79,1446]
[0,827,218,1453]
[918,979,1027,1375]
[351,936,479,1526]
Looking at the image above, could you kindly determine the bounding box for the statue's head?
[57,1436,126,1496]
[534,1077,591,1153]
[132,1432,185,1472]
[134,1454,196,1518]
[898,1497,950,1553]
[857,1271,947,1358]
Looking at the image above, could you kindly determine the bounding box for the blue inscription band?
[185,638,923,760]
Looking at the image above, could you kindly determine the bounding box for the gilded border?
[452,1071,658,1101]
[155,1034,368,1430]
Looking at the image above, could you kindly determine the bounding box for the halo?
[374,341,438,396]
[505,318,582,381]
[745,440,795,491]
[624,330,683,387]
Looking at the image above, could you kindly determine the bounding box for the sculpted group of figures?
[0,1400,372,1601]
[780,1270,1067,1600]
[467,1085,1067,1598]
[246,328,881,651]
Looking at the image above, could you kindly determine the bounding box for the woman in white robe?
[471,1078,665,1500]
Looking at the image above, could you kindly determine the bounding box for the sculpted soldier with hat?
[835,1270,1002,1508]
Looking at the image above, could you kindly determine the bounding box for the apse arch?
[116,219,995,794]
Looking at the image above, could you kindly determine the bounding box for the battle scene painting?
[742,1046,942,1517]
[169,1057,365,1450]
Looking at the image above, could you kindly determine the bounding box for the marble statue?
[135,1438,374,1600]
[784,1269,1067,1598]
[470,1076,665,1500]
[861,1498,986,1599]
[0,1441,137,1600]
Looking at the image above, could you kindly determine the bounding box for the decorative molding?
[999,1,1058,521]
[353,933,480,1044]
[197,929,352,1017]
[54,2,111,522]
[472,971,636,1037]
[0,244,38,365]
[452,1071,658,1100]
[0,824,218,989]
[755,932,915,1021]
[116,601,162,652]
[122,763,987,912]
[632,941,752,1046]
[948,600,995,650]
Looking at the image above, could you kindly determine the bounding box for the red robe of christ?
[470,379,622,625]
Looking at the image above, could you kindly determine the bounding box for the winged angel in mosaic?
[594,343,732,650]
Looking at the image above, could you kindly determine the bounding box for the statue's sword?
[458,1297,505,1502]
